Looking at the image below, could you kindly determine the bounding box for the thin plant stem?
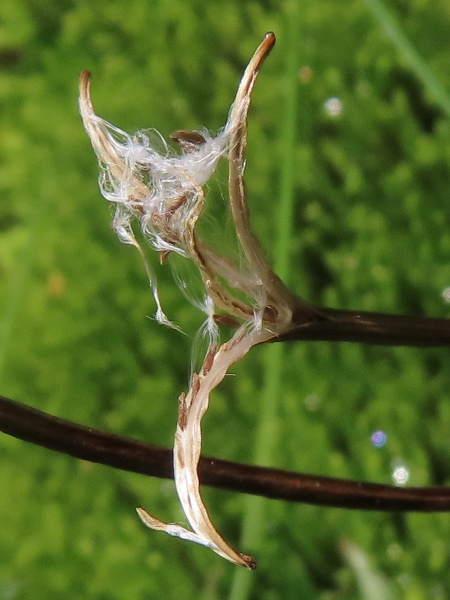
[362,0,450,118]
[229,6,301,596]
[277,308,450,346]
[1,394,449,510]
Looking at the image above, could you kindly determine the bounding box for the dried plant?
[77,26,450,570]
[79,32,316,569]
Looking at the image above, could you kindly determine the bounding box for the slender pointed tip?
[79,70,91,86]
[262,32,276,53]
[241,553,257,570]
[135,507,145,521]
[79,71,92,107]
[136,506,159,529]
[247,559,257,571]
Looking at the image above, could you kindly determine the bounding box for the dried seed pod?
[80,32,299,569]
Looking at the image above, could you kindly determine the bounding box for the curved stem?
[1,394,449,512]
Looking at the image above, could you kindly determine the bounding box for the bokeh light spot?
[324,97,343,116]
[392,465,410,486]
[371,430,387,448]
[442,287,450,303]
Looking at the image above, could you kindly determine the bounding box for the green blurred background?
[1,0,449,598]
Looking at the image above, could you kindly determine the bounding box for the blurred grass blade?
[363,0,450,118]
[341,540,396,600]
[229,4,301,598]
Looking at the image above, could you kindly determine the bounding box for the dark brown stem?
[1,394,448,512]
[277,304,450,347]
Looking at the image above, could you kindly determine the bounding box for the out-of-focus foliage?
[0,1,449,598]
